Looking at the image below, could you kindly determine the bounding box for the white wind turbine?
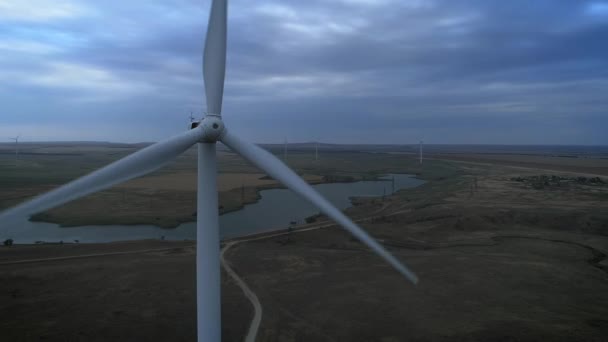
[0,1,418,341]
[9,135,20,166]
[419,139,423,165]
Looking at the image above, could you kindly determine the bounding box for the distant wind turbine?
[0,1,418,341]
[283,137,288,162]
[9,135,19,166]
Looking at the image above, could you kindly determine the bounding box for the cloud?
[0,0,606,144]
[22,62,154,101]
[586,2,608,15]
[0,39,62,54]
[0,0,93,22]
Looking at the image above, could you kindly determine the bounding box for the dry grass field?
[0,143,607,341]
[117,172,322,192]
[225,160,608,341]
[0,143,399,227]
[428,153,608,177]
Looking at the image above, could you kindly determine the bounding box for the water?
[1,174,424,244]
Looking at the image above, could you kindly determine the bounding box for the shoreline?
[17,172,414,234]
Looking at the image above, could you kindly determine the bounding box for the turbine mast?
[11,136,19,166]
[197,142,221,342]
[283,138,287,162]
[199,0,227,340]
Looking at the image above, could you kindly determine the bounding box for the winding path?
[219,202,395,342]
[220,242,262,342]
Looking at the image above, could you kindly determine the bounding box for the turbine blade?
[220,131,418,284]
[203,0,227,115]
[0,128,203,225]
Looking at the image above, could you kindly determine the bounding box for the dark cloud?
[0,0,607,144]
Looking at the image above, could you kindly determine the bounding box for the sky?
[0,0,607,145]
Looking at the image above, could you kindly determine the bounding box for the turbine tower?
[9,135,19,166]
[0,1,418,341]
[283,137,287,162]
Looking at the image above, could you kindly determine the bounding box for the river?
[1,174,424,244]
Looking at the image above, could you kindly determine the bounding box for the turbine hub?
[199,115,224,142]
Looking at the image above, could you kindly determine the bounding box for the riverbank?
[25,173,325,228]
[3,174,423,244]
[24,172,411,229]
[24,173,404,228]
[1,144,440,228]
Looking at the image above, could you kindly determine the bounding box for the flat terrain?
[429,152,608,176]
[0,143,607,341]
[0,241,250,342]
[0,143,395,227]
[226,163,608,341]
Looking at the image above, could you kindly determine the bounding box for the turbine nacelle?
[197,115,224,142]
[189,114,224,142]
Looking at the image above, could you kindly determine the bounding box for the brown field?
[221,158,608,341]
[0,241,250,342]
[0,143,377,228]
[1,145,607,341]
[22,172,322,228]
[118,172,322,192]
[429,153,608,176]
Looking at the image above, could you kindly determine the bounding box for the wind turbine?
[283,137,288,162]
[419,139,423,165]
[9,135,19,166]
[0,0,418,341]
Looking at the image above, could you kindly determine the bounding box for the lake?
[1,174,424,244]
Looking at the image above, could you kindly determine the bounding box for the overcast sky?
[0,0,607,144]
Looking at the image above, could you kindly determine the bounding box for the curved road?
[220,202,396,342]
[220,242,262,342]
